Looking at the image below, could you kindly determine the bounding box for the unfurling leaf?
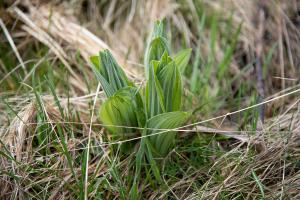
[92,19,191,160]
[144,20,170,77]
[100,87,140,137]
[157,60,182,112]
[90,49,132,97]
[146,111,190,157]
[145,61,165,118]
[173,48,192,73]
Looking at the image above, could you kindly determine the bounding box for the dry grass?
[1,0,300,199]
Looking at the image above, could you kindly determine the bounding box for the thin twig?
[255,3,266,124]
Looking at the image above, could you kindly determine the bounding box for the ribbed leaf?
[151,20,167,39]
[145,37,169,74]
[173,48,192,73]
[99,50,129,91]
[144,20,170,77]
[156,51,172,74]
[91,64,115,97]
[92,20,191,162]
[100,87,140,136]
[90,55,108,80]
[145,61,165,118]
[146,111,190,157]
[90,49,132,97]
[157,60,182,112]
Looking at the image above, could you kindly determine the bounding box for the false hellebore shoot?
[90,22,191,194]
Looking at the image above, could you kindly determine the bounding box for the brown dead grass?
[1,0,300,199]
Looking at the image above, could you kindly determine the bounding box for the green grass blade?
[80,148,88,200]
[218,22,242,79]
[56,125,78,182]
[251,170,266,199]
[45,76,64,118]
[145,139,162,183]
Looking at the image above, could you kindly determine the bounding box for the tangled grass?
[1,0,300,199]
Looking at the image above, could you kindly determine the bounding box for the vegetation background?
[1,0,300,199]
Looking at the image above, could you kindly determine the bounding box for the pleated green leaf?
[145,60,166,118]
[91,64,115,97]
[144,20,170,77]
[100,50,130,91]
[151,20,167,39]
[91,20,191,160]
[90,49,132,97]
[100,87,140,137]
[156,51,172,73]
[157,60,182,112]
[145,37,169,75]
[146,111,190,157]
[173,48,192,73]
[90,55,108,80]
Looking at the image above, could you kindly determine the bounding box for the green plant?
[90,20,192,158]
